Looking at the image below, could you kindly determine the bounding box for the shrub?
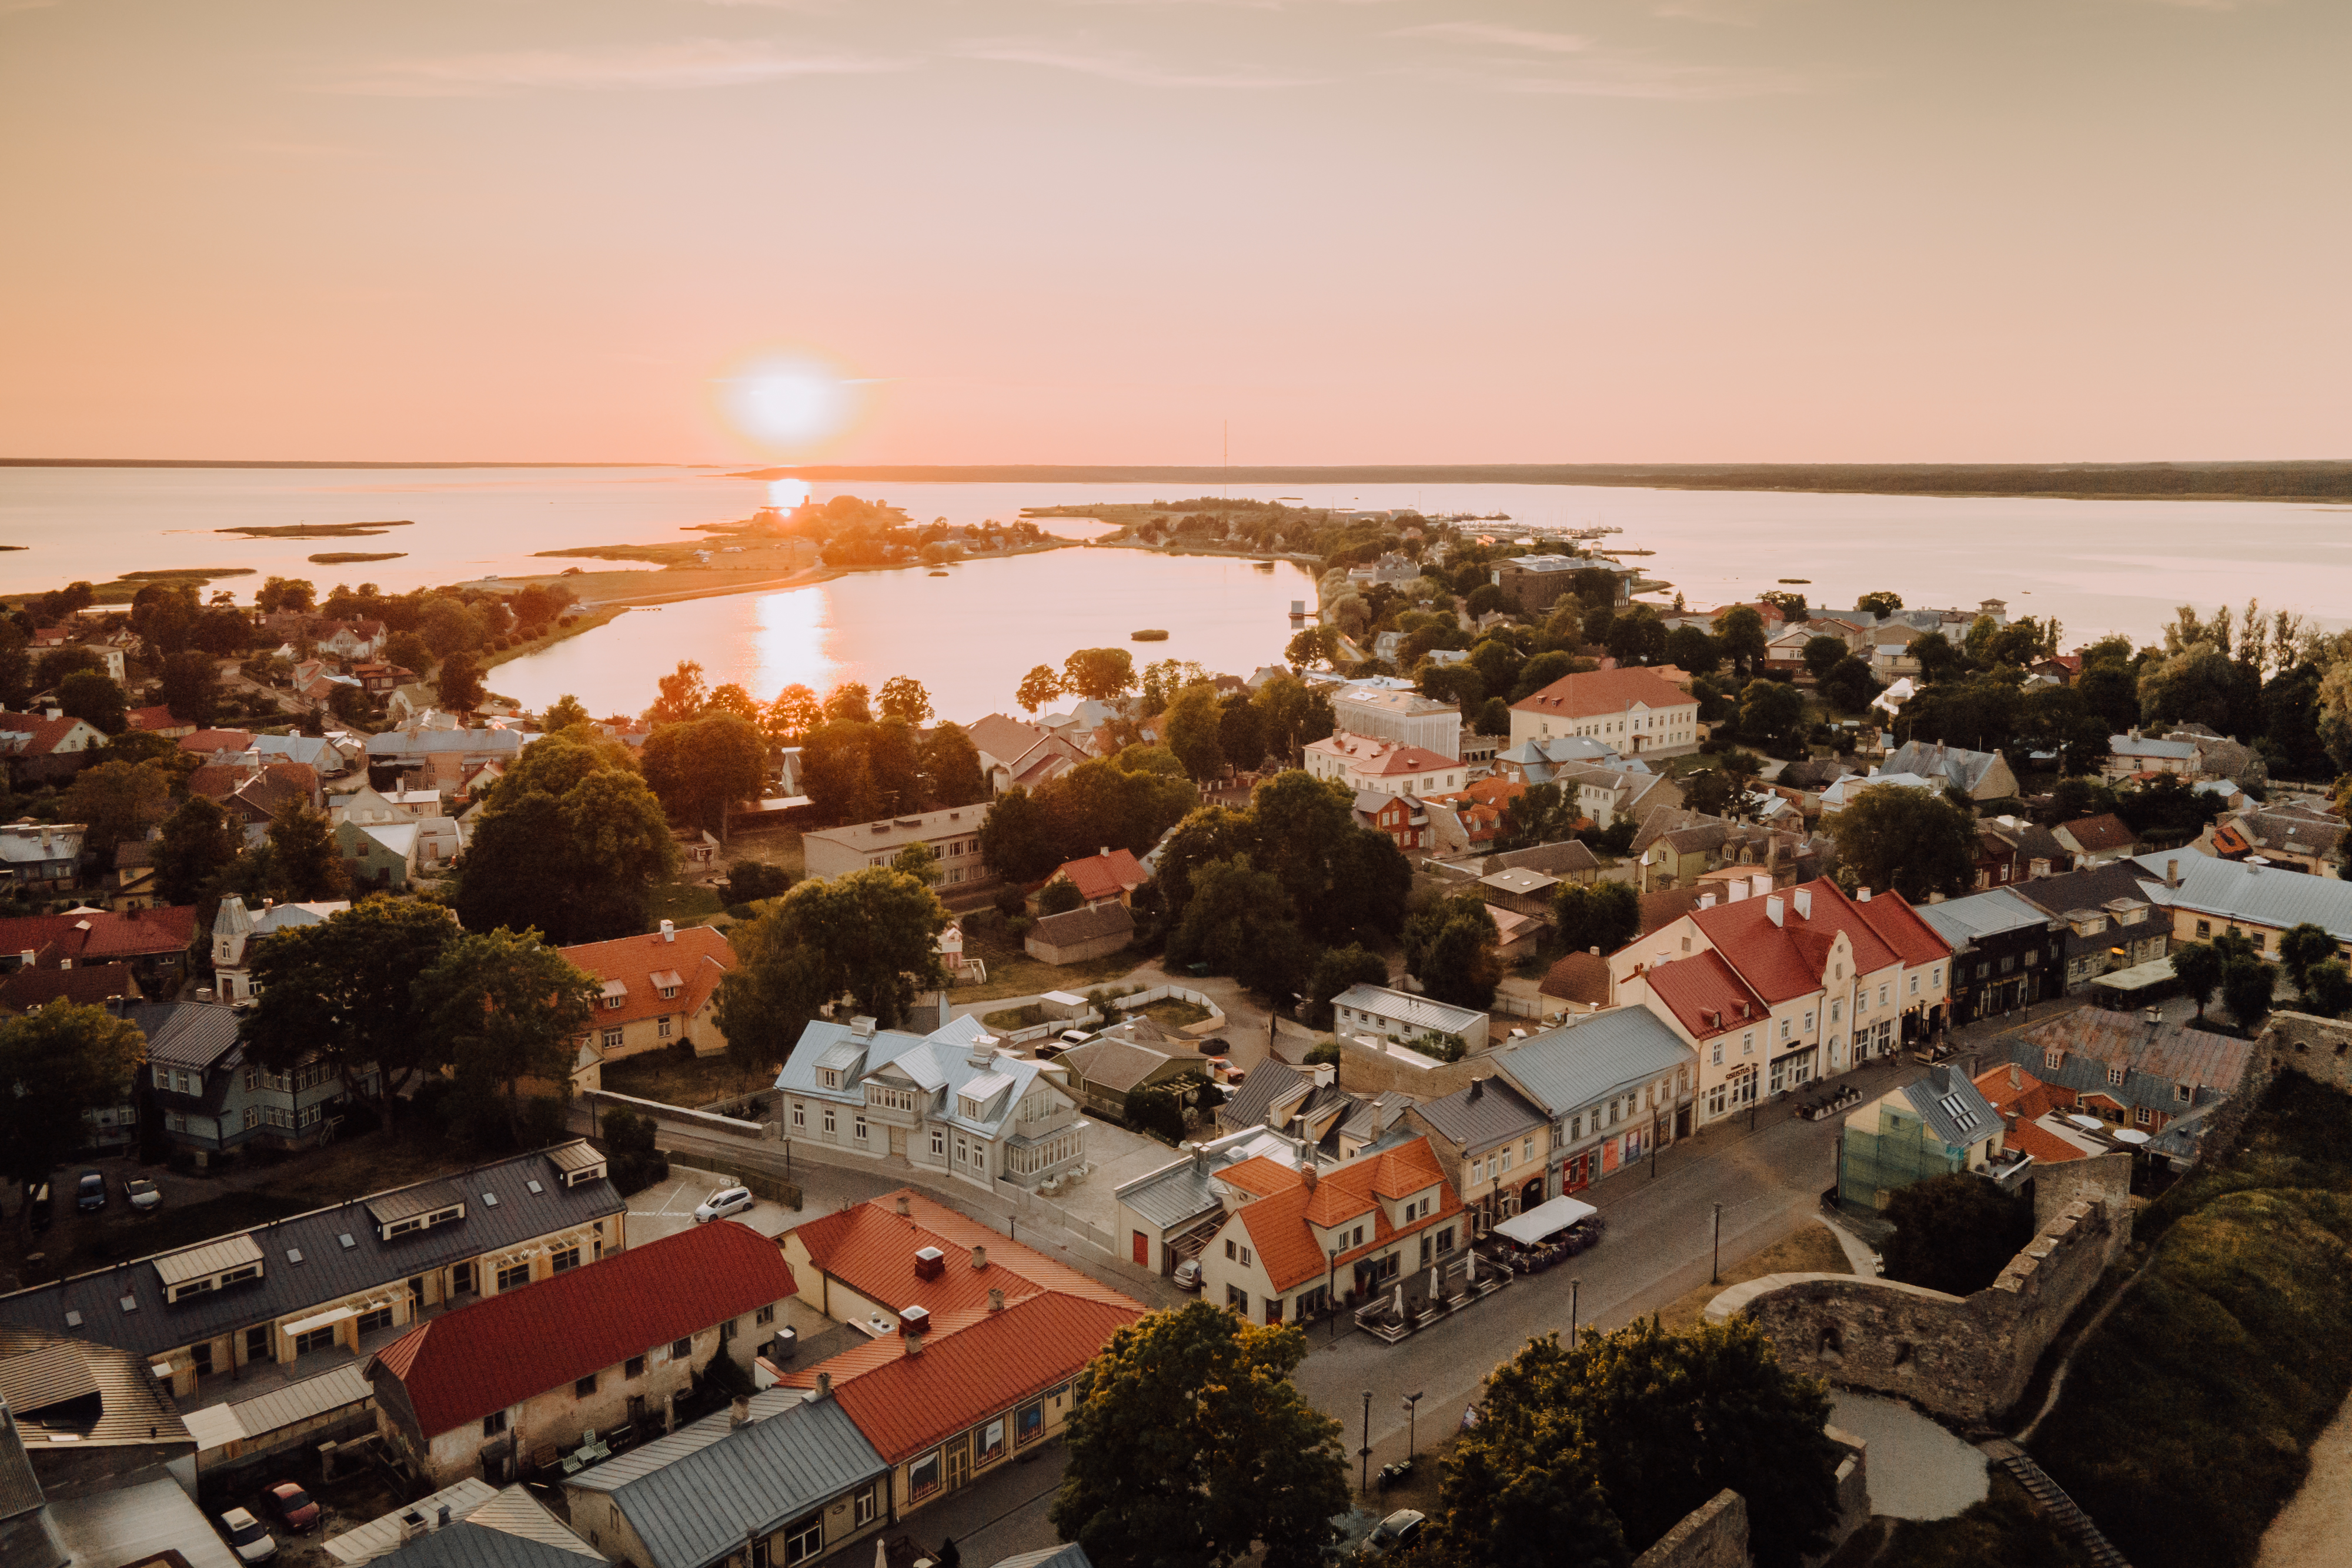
[993,884,1027,918]
[1123,1083,1187,1145]
[1880,1172,2034,1296]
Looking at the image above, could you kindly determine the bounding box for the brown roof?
[1510,667,1694,720]
[1539,950,1611,1005]
[0,962,141,1013]
[557,925,734,1031]
[1639,884,1709,935]
[176,728,256,754]
[1030,902,1134,947]
[1049,847,1147,902]
[0,905,199,965]
[186,762,254,801]
[0,713,98,755]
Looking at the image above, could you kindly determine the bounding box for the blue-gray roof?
[1914,888,2056,950]
[596,1397,886,1568]
[1410,1077,1546,1152]
[1492,1008,1696,1120]
[1330,984,1484,1036]
[1897,1065,1999,1150]
[132,1000,245,1070]
[2134,848,2352,943]
[776,1014,1060,1141]
[373,1522,592,1568]
[0,1144,622,1360]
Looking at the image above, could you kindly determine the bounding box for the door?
[1676,1106,1692,1139]
[1132,1231,1151,1267]
[946,1435,971,1490]
[890,1125,907,1157]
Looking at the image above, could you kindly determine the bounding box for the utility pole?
[1402,1391,1424,1459]
[1327,1249,1339,1342]
[1359,1391,1372,1495]
[1569,1278,1580,1340]
[1711,1202,1723,1285]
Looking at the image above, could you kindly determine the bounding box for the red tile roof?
[0,905,198,965]
[2002,1117,2090,1165]
[1972,1064,2074,1122]
[1221,1136,1462,1292]
[787,1189,1138,1319]
[1509,667,1695,720]
[1642,949,1773,1041]
[779,1293,1141,1464]
[369,1222,795,1439]
[0,713,101,755]
[177,729,256,755]
[186,763,253,801]
[557,926,735,1032]
[1687,878,1948,1003]
[126,706,188,733]
[1304,735,1458,777]
[1048,848,1147,904]
[2060,814,2135,854]
[1539,950,1612,1005]
[0,962,140,1012]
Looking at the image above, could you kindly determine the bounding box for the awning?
[283,1305,358,1336]
[1492,1195,1599,1245]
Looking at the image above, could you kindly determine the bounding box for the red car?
[264,1483,319,1533]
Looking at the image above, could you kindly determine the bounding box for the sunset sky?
[2,0,2344,466]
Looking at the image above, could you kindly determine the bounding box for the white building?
[1329,984,1490,1055]
[211,894,352,1004]
[1303,735,1464,798]
[1330,687,1462,760]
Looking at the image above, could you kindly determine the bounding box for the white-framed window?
[601,1028,622,1051]
[822,1107,836,1134]
[657,1016,672,1038]
[853,1115,868,1142]
[791,1101,806,1129]
[930,1129,946,1157]
[1743,1032,1755,1055]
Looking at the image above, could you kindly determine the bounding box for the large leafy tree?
[1165,855,1311,1001]
[419,927,597,1132]
[1716,606,1768,679]
[1494,782,1577,851]
[2170,938,2224,1018]
[642,712,767,836]
[918,722,990,807]
[1825,784,1977,901]
[0,1003,146,1193]
[268,797,349,902]
[1882,1172,2036,1296]
[1063,647,1138,701]
[153,795,243,904]
[1431,1318,1841,1568]
[58,670,128,734]
[1162,683,1226,781]
[457,733,677,943]
[1016,664,1064,714]
[1553,881,1640,958]
[1404,890,1502,1011]
[1735,679,1808,754]
[764,683,823,743]
[158,649,219,726]
[644,660,709,726]
[436,651,486,713]
[877,676,933,725]
[1051,1302,1347,1568]
[1304,943,1389,1028]
[717,865,949,1040]
[241,897,462,1108]
[61,759,172,858]
[978,787,1061,884]
[1251,675,1335,763]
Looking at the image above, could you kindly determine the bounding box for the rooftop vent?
[287,1248,303,1263]
[526,1180,544,1195]
[64,1310,81,1328]
[900,1304,933,1336]
[850,1016,877,1039]
[482,1192,499,1206]
[913,1246,945,1281]
[338,1233,355,1249]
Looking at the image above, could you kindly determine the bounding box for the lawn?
[1140,998,1213,1030]
[647,879,727,929]
[716,827,804,878]
[950,911,1145,1001]
[601,1049,769,1109]
[2023,1069,2352,1568]
[981,1003,1050,1032]
[1653,1221,1850,1335]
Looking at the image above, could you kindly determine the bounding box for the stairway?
[1983,1442,2132,1568]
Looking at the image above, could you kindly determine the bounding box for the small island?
[218,519,416,538]
[1131,628,1169,641]
[309,551,407,564]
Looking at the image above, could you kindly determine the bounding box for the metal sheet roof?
[44,1474,243,1568]
[1409,1077,1546,1151]
[2136,850,2352,942]
[153,1233,268,1288]
[0,1145,622,1360]
[1115,1131,1301,1233]
[1491,1008,1697,1118]
[1915,888,2056,948]
[1330,984,1485,1036]
[1896,1065,1999,1150]
[326,1479,505,1564]
[212,1360,372,1446]
[603,1397,887,1568]
[133,999,245,1070]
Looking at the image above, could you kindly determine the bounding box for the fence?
[1109,985,1228,1037]
[991,1176,1121,1258]
[590,1088,768,1140]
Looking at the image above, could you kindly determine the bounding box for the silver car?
[694,1186,755,1223]
[219,1506,278,1563]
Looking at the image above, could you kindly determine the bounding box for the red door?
[1132,1231,1150,1267]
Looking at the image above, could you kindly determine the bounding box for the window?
[2196,920,2211,938]
[551,1246,581,1274]
[671,1337,692,1360]
[757,1303,776,1326]
[1879,985,1890,1006]
[2176,1082,2192,1104]
[1743,1032,1755,1055]
[853,1115,868,1142]
[243,1106,260,1130]
[782,1512,824,1566]
[1225,1238,1236,1260]
[1830,1000,1841,1024]
[497,1262,532,1292]
[625,1355,645,1379]
[854,1482,879,1525]
[1017,1402,1045,1445]
[1240,1245,1252,1266]
[930,1129,946,1158]
[2136,1107,2153,1126]
[2107,1064,2126,1086]
[1932,966,1943,987]
[721,1319,739,1343]
[294,1325,338,1355]
[357,1306,393,1333]
[823,1108,836,1135]
[576,1373,597,1398]
[818,1068,841,1089]
[2044,1048,2063,1071]
[192,1340,215,1376]
[1226,1284,1250,1312]
[910,1450,942,1500]
[657,1016,673,1039]
[791,1102,806,1129]
[1909,975,1919,995]
[977,1418,1006,1464]
[245,1325,270,1363]
[482,1410,507,1437]
[1803,1011,1815,1033]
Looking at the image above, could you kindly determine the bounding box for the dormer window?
[818,1068,841,1089]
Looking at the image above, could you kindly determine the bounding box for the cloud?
[1384,19,1805,99]
[0,0,62,14]
[961,39,1322,88]
[328,37,913,96]
[1387,22,1594,54]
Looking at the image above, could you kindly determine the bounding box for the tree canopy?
[1404,890,1502,1011]
[1825,784,1977,901]
[457,733,678,943]
[242,897,462,1106]
[1051,1302,1348,1568]
[419,927,597,1136]
[642,711,766,835]
[717,864,950,1047]
[0,1003,146,1191]
[1882,1172,2036,1296]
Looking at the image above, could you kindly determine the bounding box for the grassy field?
[981,1002,1050,1032]
[2022,1070,2352,1568]
[950,911,1143,1001]
[602,1049,767,1108]
[1654,1222,1850,1334]
[1140,997,1213,1030]
[647,879,727,929]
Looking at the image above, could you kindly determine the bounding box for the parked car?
[74,1171,105,1213]
[1363,1510,1425,1555]
[218,1506,277,1563]
[122,1176,163,1212]
[26,1182,51,1233]
[1171,1258,1203,1292]
[693,1186,755,1223]
[263,1482,319,1533]
[1058,1029,1091,1045]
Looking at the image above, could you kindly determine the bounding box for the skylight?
[1939,1094,1979,1132]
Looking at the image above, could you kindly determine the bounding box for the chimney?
[2008,1065,2021,1089]
[1468,1078,1484,1101]
[1699,892,1715,909]
[814,1371,832,1400]
[2166,858,2180,890]
[437,1505,452,1527]
[730,1395,750,1429]
[660,918,676,942]
[17,950,31,967]
[1100,847,1111,858]
[1191,1142,1208,1175]
[913,1246,945,1280]
[894,1193,911,1217]
[987,1288,1005,1312]
[900,1304,933,1336]
[970,1245,988,1271]
[1765,895,1785,927]
[1301,1165,1319,1192]
[1793,888,1812,921]
[1857,887,1872,902]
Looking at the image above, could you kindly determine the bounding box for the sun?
[718,352,861,452]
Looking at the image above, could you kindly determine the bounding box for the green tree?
[1051,1302,1347,1568]
[1716,606,1768,679]
[1553,881,1641,958]
[1910,631,1965,684]
[1251,675,1334,762]
[1801,634,1849,684]
[918,721,990,807]
[980,787,1061,884]
[0,1002,146,1193]
[242,897,460,1107]
[420,927,597,1135]
[1063,647,1138,701]
[418,596,488,658]
[642,712,766,836]
[1494,783,1575,852]
[436,650,486,713]
[542,693,592,733]
[1283,624,1339,673]
[701,681,758,726]
[717,865,950,1035]
[458,734,678,943]
[1121,1082,1187,1145]
[1017,664,1064,713]
[267,797,348,901]
[1882,1172,2036,1296]
[2170,939,2224,1018]
[1037,876,1085,915]
[2276,922,2336,996]
[1217,691,1269,772]
[1434,1318,1840,1568]
[383,630,436,676]
[1663,624,1720,676]
[1162,683,1227,781]
[720,858,792,905]
[764,683,823,743]
[158,648,219,725]
[822,681,873,724]
[645,660,710,726]
[2221,958,2275,1031]
[1818,655,1882,715]
[2049,776,2120,824]
[1855,590,1903,617]
[1166,855,1311,1001]
[58,669,128,734]
[256,576,316,614]
[60,759,172,856]
[152,795,242,904]
[2300,959,2352,1018]
[1736,679,1808,753]
[891,841,941,887]
[1606,605,1666,666]
[1305,943,1388,1028]
[1468,638,1525,700]
[1825,785,1977,901]
[1509,650,1581,704]
[1678,767,1750,821]
[1404,891,1502,1010]
[878,676,933,725]
[1418,663,1486,711]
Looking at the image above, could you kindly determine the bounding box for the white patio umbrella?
[1428,1264,1441,1303]
[1466,1249,1478,1285]
[1392,1281,1405,1319]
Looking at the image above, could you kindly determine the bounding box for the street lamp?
[1711,1202,1723,1286]
[1569,1278,1580,1340]
[1327,1249,1339,1342]
[1359,1391,1373,1496]
[1402,1391,1425,1459]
